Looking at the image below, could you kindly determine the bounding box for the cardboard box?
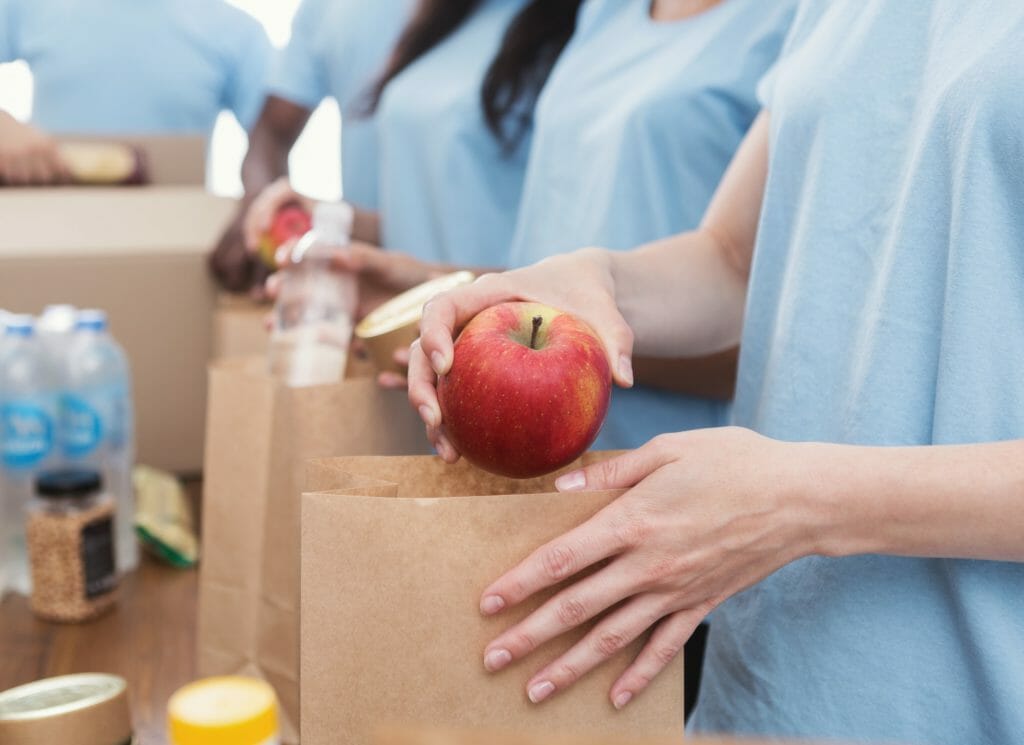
[0,186,235,473]
[57,134,207,186]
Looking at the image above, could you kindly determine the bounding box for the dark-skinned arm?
[209,95,312,292]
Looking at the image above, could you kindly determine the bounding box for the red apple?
[438,301,611,479]
[258,204,312,268]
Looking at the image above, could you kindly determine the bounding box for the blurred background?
[0,0,341,201]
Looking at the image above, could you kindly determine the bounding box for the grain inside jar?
[26,468,119,622]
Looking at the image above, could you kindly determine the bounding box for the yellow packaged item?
[168,676,279,745]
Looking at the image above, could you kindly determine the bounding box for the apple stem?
[530,315,543,350]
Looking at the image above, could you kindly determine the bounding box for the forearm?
[607,229,748,357]
[603,113,771,358]
[240,126,291,205]
[803,439,1024,562]
[352,208,381,244]
[240,96,312,205]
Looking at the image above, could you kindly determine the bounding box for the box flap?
[0,187,234,256]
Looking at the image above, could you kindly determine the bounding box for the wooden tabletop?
[0,482,201,745]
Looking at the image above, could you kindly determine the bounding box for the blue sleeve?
[0,0,20,62]
[223,15,274,130]
[267,0,329,109]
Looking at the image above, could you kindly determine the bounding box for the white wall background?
[0,0,341,201]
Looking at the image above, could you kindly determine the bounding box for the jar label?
[1,402,55,469]
[81,516,118,599]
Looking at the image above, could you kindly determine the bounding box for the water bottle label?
[62,394,105,459]
[1,402,55,470]
[109,392,128,450]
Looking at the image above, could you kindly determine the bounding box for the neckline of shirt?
[641,0,731,32]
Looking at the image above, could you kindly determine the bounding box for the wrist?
[786,441,886,559]
[580,244,615,276]
[352,207,380,244]
[573,245,619,303]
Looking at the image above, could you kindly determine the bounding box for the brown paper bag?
[197,358,432,743]
[374,727,683,745]
[374,726,840,745]
[301,455,685,745]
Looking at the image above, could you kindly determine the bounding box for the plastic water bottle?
[0,309,10,597]
[61,310,138,572]
[269,202,358,387]
[37,304,78,365]
[0,315,60,595]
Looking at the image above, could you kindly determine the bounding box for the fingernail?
[618,355,634,387]
[430,351,447,375]
[418,404,438,428]
[555,470,586,492]
[275,245,290,266]
[480,595,505,615]
[484,648,512,672]
[528,680,555,704]
[378,372,406,389]
[438,436,453,461]
[613,691,632,709]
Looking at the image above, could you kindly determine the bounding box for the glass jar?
[26,468,119,622]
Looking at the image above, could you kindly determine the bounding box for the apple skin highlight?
[438,301,612,479]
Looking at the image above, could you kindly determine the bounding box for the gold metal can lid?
[0,673,132,745]
[355,270,476,340]
[354,270,476,373]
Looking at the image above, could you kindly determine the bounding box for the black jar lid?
[35,469,103,499]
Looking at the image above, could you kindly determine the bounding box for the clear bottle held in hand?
[269,202,358,387]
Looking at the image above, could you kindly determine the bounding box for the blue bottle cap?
[3,314,34,337]
[76,309,109,332]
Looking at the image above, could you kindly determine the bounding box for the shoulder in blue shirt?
[376,0,532,267]
[1,0,271,135]
[269,0,414,209]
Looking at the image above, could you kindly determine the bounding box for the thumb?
[554,439,671,492]
[593,300,630,386]
[562,293,634,389]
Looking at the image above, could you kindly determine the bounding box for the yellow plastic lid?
[168,677,278,745]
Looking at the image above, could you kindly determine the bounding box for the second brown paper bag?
[302,455,684,745]
[198,357,432,743]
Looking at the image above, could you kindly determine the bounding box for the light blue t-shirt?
[0,0,271,135]
[510,0,795,449]
[269,0,413,209]
[377,0,531,266]
[690,3,1024,744]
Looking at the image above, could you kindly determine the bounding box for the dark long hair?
[364,0,583,152]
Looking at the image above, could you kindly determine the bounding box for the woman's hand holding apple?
[408,248,637,461]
